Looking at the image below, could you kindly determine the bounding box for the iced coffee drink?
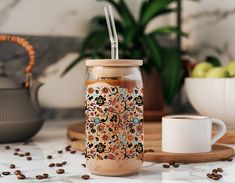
[85,59,143,176]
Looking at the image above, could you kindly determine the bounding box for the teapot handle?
[0,35,35,88]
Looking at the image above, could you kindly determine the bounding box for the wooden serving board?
[67,123,235,163]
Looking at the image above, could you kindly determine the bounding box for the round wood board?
[67,122,235,163]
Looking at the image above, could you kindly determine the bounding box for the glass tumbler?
[85,59,144,176]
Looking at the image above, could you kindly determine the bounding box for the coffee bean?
[49,163,55,167]
[207,173,212,179]
[70,150,76,154]
[47,155,52,159]
[19,154,24,157]
[2,171,10,175]
[25,152,30,156]
[82,152,85,156]
[42,173,49,179]
[56,169,65,174]
[17,174,26,180]
[169,161,175,166]
[14,170,21,175]
[56,163,63,167]
[162,164,170,168]
[81,163,86,168]
[212,169,218,173]
[5,145,10,150]
[10,164,15,169]
[36,175,44,180]
[62,161,67,165]
[57,150,63,154]
[65,145,71,151]
[81,174,90,180]
[173,164,180,168]
[13,152,18,156]
[26,157,32,161]
[15,148,20,152]
[211,175,220,180]
[217,168,223,173]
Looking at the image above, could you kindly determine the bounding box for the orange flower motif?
[87,134,94,142]
[102,87,109,94]
[127,134,133,141]
[87,87,94,94]
[97,124,105,133]
[101,134,109,141]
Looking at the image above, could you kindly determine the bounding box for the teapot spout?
[30,81,43,111]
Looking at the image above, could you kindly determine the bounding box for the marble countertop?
[1,120,235,183]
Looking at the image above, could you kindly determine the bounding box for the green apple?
[205,67,229,78]
[192,62,214,78]
[226,61,235,77]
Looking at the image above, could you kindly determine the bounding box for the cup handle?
[211,118,227,145]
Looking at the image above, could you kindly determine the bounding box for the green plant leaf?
[61,53,89,77]
[80,29,108,54]
[142,34,162,71]
[205,56,221,66]
[150,26,188,37]
[160,47,181,105]
[97,0,135,27]
[91,16,124,33]
[118,0,136,27]
[140,0,175,25]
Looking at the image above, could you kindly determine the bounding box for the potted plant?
[62,0,187,121]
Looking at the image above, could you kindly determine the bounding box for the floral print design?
[85,83,144,160]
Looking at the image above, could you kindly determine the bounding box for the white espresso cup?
[162,115,226,153]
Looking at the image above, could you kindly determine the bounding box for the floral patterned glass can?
[85,59,144,176]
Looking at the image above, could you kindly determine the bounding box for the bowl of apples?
[185,60,235,128]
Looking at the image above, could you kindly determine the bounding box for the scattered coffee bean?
[49,163,55,167]
[19,154,24,157]
[17,174,26,180]
[10,164,16,169]
[47,155,52,159]
[217,168,223,173]
[36,175,44,180]
[162,164,170,168]
[82,152,85,156]
[169,161,175,166]
[56,169,65,174]
[81,174,90,180]
[26,157,32,161]
[25,152,30,156]
[42,173,49,179]
[65,145,71,151]
[14,170,21,175]
[13,152,18,156]
[173,164,180,168]
[5,145,10,150]
[57,150,63,154]
[15,148,20,152]
[212,169,218,173]
[81,163,86,168]
[62,161,67,165]
[207,173,212,179]
[56,163,62,167]
[2,171,10,175]
[211,174,220,180]
[70,150,76,154]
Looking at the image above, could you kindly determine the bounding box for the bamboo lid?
[86,59,143,67]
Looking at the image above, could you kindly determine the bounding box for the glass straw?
[104,5,119,60]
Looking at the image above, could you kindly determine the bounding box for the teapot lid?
[0,62,20,89]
